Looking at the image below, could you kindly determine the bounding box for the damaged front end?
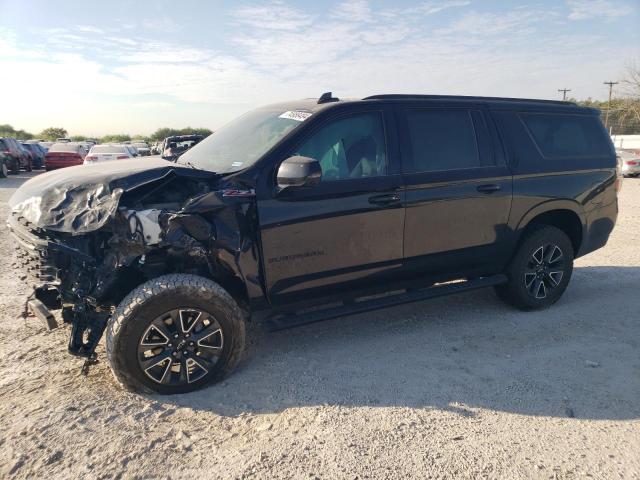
[8,159,260,365]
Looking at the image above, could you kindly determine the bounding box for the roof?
[263,93,596,115]
[362,94,576,106]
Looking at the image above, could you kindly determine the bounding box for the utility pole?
[558,88,571,101]
[603,81,619,131]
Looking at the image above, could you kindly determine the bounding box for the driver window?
[296,112,387,181]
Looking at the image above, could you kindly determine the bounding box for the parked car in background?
[39,141,54,150]
[0,150,10,177]
[44,142,87,171]
[84,144,135,165]
[0,137,32,173]
[161,134,204,161]
[15,140,35,172]
[618,150,640,177]
[132,142,151,156]
[21,142,45,169]
[124,144,139,157]
[150,141,161,155]
[56,138,71,143]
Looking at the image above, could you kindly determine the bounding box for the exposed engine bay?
[8,159,260,367]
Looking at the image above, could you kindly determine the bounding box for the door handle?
[369,193,400,206]
[476,184,501,194]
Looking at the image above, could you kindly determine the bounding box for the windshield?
[177,108,310,173]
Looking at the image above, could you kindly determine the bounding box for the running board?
[266,274,507,331]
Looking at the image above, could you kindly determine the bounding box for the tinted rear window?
[49,143,81,153]
[520,113,611,158]
[404,109,480,173]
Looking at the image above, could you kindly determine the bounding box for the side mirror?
[277,156,321,190]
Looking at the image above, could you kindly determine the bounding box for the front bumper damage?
[8,160,261,369]
[9,213,111,359]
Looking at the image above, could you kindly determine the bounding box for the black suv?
[9,93,618,394]
[0,137,32,174]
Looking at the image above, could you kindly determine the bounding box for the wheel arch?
[515,201,585,257]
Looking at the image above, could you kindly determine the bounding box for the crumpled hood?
[9,158,214,235]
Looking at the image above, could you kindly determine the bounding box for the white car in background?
[618,150,640,178]
[84,144,135,165]
[132,142,151,156]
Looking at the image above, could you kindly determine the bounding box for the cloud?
[566,0,635,20]
[435,8,556,36]
[141,15,183,32]
[231,1,314,31]
[1,0,638,135]
[417,0,472,16]
[77,26,105,34]
[333,0,374,22]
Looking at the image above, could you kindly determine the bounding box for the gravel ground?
[0,172,638,480]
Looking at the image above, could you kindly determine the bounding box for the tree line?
[0,126,213,143]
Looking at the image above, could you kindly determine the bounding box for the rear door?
[258,107,405,306]
[398,106,514,277]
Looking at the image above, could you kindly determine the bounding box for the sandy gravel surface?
[0,172,638,480]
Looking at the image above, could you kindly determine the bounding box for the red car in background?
[44,143,88,171]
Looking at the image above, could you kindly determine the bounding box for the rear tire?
[26,159,32,172]
[0,161,8,178]
[10,159,19,175]
[495,225,574,310]
[106,274,246,394]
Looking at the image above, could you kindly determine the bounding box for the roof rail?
[362,94,576,106]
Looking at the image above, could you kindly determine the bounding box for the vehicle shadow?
[162,265,640,421]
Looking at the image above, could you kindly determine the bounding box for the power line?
[558,88,571,101]
[603,81,619,131]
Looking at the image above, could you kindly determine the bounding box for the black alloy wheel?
[138,308,225,386]
[523,244,565,300]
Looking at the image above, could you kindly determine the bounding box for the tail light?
[625,160,638,166]
[117,155,129,159]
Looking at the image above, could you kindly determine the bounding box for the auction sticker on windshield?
[279,110,312,122]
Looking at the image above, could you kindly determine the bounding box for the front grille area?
[9,214,61,286]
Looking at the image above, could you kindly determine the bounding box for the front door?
[258,109,405,306]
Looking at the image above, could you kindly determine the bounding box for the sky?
[1,0,639,136]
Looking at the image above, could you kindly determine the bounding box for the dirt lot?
[0,172,638,480]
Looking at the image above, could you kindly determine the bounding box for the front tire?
[496,225,574,310]
[0,161,8,178]
[106,274,246,394]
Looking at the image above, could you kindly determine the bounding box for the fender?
[514,199,586,234]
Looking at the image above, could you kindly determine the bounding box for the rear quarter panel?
[491,109,617,258]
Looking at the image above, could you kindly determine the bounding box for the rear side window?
[520,113,611,158]
[404,109,481,173]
